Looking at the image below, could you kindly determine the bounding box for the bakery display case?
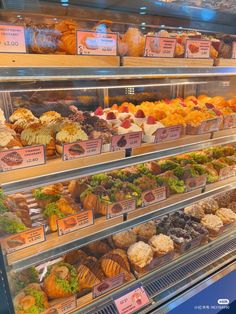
[0,1,236,314]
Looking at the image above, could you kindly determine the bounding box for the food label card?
[93,273,125,298]
[147,251,175,271]
[107,199,136,219]
[0,25,26,53]
[0,145,46,172]
[62,139,102,161]
[185,175,207,192]
[114,283,150,314]
[154,125,182,143]
[142,186,166,207]
[198,117,222,134]
[232,42,236,59]
[57,210,94,236]
[219,166,235,181]
[1,225,45,254]
[111,132,142,151]
[144,36,176,57]
[42,296,76,314]
[224,114,236,129]
[185,39,211,58]
[77,30,117,56]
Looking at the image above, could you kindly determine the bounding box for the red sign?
[142,187,166,207]
[57,210,94,236]
[1,226,45,254]
[185,39,211,59]
[0,25,26,53]
[154,125,182,143]
[93,273,125,298]
[185,175,207,192]
[77,30,117,56]
[144,36,176,58]
[0,145,45,172]
[62,139,102,161]
[107,199,136,219]
[42,296,76,314]
[111,132,142,151]
[114,284,150,314]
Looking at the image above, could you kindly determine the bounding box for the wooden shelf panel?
[204,176,236,192]
[212,128,236,139]
[214,59,236,67]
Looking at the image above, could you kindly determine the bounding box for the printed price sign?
[142,186,166,207]
[185,175,207,192]
[224,114,236,129]
[114,283,150,314]
[57,210,94,236]
[232,42,236,59]
[0,25,26,53]
[147,251,175,270]
[93,273,125,298]
[62,139,102,161]
[77,30,117,56]
[185,39,211,59]
[144,36,176,58]
[107,199,136,219]
[199,118,221,134]
[0,145,46,172]
[219,166,235,181]
[42,296,76,314]
[154,125,182,143]
[111,132,142,151]
[1,226,45,254]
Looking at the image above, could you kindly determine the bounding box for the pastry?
[9,267,39,296]
[64,250,88,266]
[148,234,174,257]
[142,116,164,142]
[123,27,145,57]
[33,184,63,209]
[127,241,153,272]
[133,221,156,242]
[55,19,79,55]
[184,203,205,220]
[56,196,80,215]
[0,212,27,235]
[77,257,105,291]
[167,228,192,251]
[201,214,223,237]
[0,124,22,150]
[9,109,38,133]
[134,109,146,126]
[68,179,90,201]
[198,198,219,214]
[117,119,142,135]
[112,230,137,249]
[14,283,49,314]
[43,262,78,299]
[100,249,132,281]
[228,202,236,213]
[80,186,109,216]
[84,240,111,258]
[0,108,5,123]
[215,208,236,224]
[39,111,62,124]
[214,191,232,208]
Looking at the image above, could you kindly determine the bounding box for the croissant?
[77,257,105,291]
[84,240,111,258]
[64,249,88,266]
[68,180,89,201]
[100,249,132,281]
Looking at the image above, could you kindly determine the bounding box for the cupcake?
[149,234,174,257]
[216,208,236,224]
[142,116,164,143]
[201,214,223,237]
[112,230,137,249]
[133,221,156,242]
[56,122,88,154]
[184,203,205,220]
[198,198,219,214]
[134,109,146,126]
[117,119,142,135]
[21,123,56,157]
[127,241,153,272]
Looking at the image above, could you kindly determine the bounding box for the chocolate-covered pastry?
[167,227,192,250]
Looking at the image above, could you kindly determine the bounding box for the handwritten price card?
[0,25,26,53]
[144,36,176,57]
[185,39,211,58]
[114,284,150,314]
[62,139,102,161]
[155,125,182,143]
[1,226,46,254]
[107,199,136,219]
[111,132,142,151]
[42,296,76,314]
[77,30,117,56]
[93,273,125,298]
[0,145,45,172]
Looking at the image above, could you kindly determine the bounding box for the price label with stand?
[93,273,125,298]
[42,296,76,314]
[142,186,166,207]
[1,226,46,254]
[111,132,142,151]
[0,145,46,172]
[107,199,136,219]
[185,175,207,192]
[62,139,102,161]
[155,125,182,143]
[0,25,26,53]
[114,283,150,314]
[144,36,176,58]
[185,39,211,59]
[77,30,117,56]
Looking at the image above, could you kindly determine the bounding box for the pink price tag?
[0,25,26,53]
[232,42,236,59]
[93,273,125,298]
[111,132,142,151]
[0,145,46,172]
[114,284,150,314]
[144,36,176,57]
[77,30,117,56]
[185,39,211,59]
[142,186,166,207]
[62,138,102,161]
[107,199,136,219]
[154,125,182,143]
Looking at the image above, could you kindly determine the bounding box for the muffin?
[201,214,223,237]
[184,203,205,220]
[198,198,219,214]
[228,202,236,213]
[133,221,156,242]
[214,192,232,208]
[112,230,137,249]
[216,208,236,224]
[127,241,153,272]
[149,234,174,257]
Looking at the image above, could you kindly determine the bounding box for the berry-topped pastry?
[105,111,119,127]
[142,116,164,143]
[117,105,133,121]
[134,109,146,125]
[94,106,106,120]
[117,119,142,134]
